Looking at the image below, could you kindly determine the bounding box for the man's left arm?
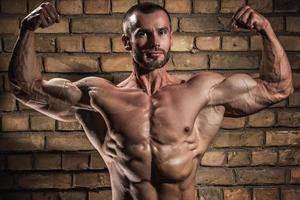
[208,6,294,117]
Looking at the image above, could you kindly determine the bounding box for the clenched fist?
[21,2,60,31]
[232,6,270,33]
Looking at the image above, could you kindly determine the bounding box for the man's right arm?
[8,3,91,121]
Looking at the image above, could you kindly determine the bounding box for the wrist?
[259,20,273,36]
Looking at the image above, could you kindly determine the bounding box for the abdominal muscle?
[104,129,200,200]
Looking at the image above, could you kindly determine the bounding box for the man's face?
[124,10,172,72]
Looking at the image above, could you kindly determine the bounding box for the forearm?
[259,22,293,96]
[8,27,42,94]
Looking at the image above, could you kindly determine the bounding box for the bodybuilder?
[9,2,293,200]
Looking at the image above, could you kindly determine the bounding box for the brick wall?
[0,0,299,199]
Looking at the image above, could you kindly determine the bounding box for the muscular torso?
[75,76,225,200]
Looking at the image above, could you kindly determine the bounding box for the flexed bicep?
[208,73,282,117]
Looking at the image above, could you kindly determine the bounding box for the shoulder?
[187,71,225,89]
[74,76,115,90]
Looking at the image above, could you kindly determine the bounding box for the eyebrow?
[135,26,170,33]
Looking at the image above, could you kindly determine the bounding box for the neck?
[132,64,174,95]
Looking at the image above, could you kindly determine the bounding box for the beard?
[133,47,171,72]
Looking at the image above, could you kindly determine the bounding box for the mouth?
[146,51,164,59]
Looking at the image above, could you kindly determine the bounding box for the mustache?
[143,48,166,54]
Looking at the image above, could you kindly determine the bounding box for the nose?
[150,33,160,48]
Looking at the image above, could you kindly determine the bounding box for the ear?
[122,34,132,51]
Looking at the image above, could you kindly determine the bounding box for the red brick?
[224,188,250,200]
[2,192,31,200]
[201,151,226,166]
[34,154,61,170]
[0,18,19,34]
[0,156,5,170]
[57,121,82,131]
[59,191,87,200]
[171,34,194,52]
[84,0,110,14]
[2,113,29,131]
[252,150,277,165]
[222,36,248,51]
[3,36,17,52]
[0,173,13,189]
[253,188,279,200]
[196,167,235,185]
[0,53,11,71]
[279,149,300,165]
[1,0,27,14]
[251,35,262,50]
[61,121,84,131]
[45,55,99,73]
[274,0,298,12]
[112,0,137,13]
[266,130,300,146]
[196,36,220,51]
[277,111,300,127]
[194,0,218,13]
[30,115,55,130]
[267,17,284,32]
[0,93,16,111]
[112,36,127,52]
[221,117,245,129]
[16,173,72,189]
[57,36,83,52]
[89,191,112,200]
[90,152,107,169]
[210,54,258,69]
[289,92,300,106]
[221,0,245,13]
[84,36,110,53]
[57,0,82,15]
[171,53,208,70]
[289,54,300,69]
[198,188,222,200]
[213,130,264,147]
[293,73,300,88]
[286,17,300,32]
[165,0,192,13]
[72,17,122,33]
[180,17,223,32]
[248,110,275,127]
[36,35,55,52]
[46,134,94,151]
[228,151,250,166]
[236,169,285,184]
[32,192,59,200]
[291,168,300,183]
[282,188,300,200]
[62,153,89,170]
[101,54,132,72]
[279,36,300,51]
[248,0,273,13]
[74,172,110,188]
[0,135,44,151]
[36,18,69,33]
[7,155,32,170]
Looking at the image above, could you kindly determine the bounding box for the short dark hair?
[122,2,172,35]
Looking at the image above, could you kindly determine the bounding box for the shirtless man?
[8,2,293,200]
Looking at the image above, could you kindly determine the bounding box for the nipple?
[184,126,190,133]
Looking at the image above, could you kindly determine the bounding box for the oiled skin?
[8,3,293,200]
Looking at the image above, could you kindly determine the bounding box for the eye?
[159,29,168,35]
[137,31,147,38]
